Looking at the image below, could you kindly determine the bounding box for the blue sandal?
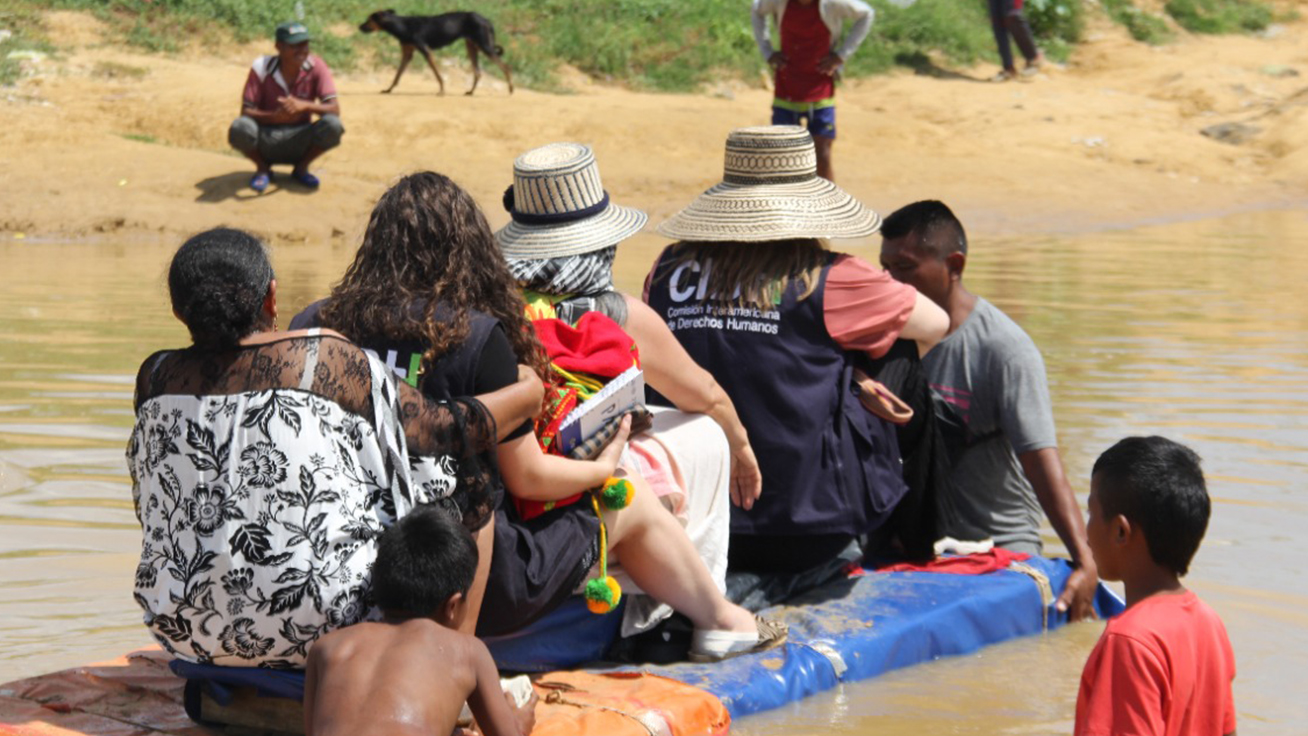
[250,172,271,193]
[291,170,320,189]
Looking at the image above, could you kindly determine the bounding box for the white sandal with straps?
[688,616,789,663]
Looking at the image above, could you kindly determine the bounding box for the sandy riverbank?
[2,10,1306,246]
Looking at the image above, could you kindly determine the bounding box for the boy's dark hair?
[880,200,968,258]
[371,505,478,616]
[168,227,274,349]
[1092,436,1210,576]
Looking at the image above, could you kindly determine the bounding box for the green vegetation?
[1102,0,1174,44]
[0,39,21,87]
[1026,0,1085,59]
[1163,0,1272,34]
[118,132,158,143]
[850,0,995,75]
[0,8,54,86]
[2,0,1284,92]
[1096,0,1273,45]
[482,0,763,91]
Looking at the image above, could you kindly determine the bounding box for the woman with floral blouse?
[127,227,541,667]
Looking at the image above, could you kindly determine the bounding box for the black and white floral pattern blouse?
[127,333,496,668]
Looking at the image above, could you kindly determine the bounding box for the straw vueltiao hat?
[495,142,648,258]
[657,126,880,242]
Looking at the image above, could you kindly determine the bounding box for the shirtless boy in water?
[304,506,537,736]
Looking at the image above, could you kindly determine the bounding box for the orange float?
[0,648,729,736]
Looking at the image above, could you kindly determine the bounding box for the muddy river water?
[2,209,1305,733]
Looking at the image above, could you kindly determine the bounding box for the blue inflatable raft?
[484,555,1121,718]
[171,556,1123,724]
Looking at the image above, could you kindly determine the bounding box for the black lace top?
[127,333,497,667]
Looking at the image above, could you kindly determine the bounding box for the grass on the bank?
[1098,0,1279,42]
[1164,0,1272,33]
[1101,0,1174,44]
[0,8,55,86]
[22,0,1075,90]
[4,0,1281,92]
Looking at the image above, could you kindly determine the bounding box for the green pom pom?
[600,478,634,510]
[585,576,621,614]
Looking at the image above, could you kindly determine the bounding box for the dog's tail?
[470,13,505,57]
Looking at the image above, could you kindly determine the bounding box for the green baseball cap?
[275,22,311,44]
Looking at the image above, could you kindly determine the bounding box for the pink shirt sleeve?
[241,67,262,109]
[823,253,917,359]
[313,57,338,102]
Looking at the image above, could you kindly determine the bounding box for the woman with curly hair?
[294,172,783,659]
[128,227,543,668]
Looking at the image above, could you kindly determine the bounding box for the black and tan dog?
[359,9,514,95]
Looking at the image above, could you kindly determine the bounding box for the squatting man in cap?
[228,22,343,194]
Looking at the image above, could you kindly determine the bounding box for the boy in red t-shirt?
[1076,436,1236,736]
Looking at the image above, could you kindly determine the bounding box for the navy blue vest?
[646,247,908,537]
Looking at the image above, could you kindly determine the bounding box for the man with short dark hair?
[228,22,343,193]
[879,200,1099,620]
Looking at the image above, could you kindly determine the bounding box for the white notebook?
[555,366,645,455]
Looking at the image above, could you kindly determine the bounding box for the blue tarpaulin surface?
[638,556,1123,717]
[171,557,1123,720]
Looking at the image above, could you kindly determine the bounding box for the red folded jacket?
[533,311,640,379]
[874,548,1032,575]
[517,311,641,521]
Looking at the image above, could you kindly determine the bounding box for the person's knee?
[605,474,660,540]
[312,115,344,150]
[228,116,259,153]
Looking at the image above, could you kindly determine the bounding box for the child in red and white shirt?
[750,0,874,182]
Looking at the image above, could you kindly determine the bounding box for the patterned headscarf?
[506,245,628,326]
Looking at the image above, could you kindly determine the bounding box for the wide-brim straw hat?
[657,126,880,243]
[495,142,648,259]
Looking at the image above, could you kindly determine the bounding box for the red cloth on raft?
[872,548,1032,575]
